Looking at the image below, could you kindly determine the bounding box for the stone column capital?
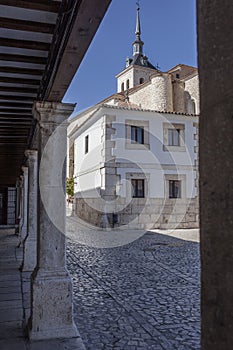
[21,166,28,175]
[33,101,75,126]
[25,149,38,160]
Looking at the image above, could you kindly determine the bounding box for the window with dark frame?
[131,125,144,144]
[168,128,180,146]
[169,180,181,198]
[131,179,145,198]
[85,135,89,154]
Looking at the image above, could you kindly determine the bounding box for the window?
[168,128,180,146]
[126,79,130,89]
[84,135,89,154]
[121,82,125,92]
[176,73,180,79]
[131,125,144,144]
[163,123,185,152]
[131,179,145,198]
[125,119,149,149]
[139,77,144,84]
[169,180,181,198]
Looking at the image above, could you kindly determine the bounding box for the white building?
[68,6,199,229]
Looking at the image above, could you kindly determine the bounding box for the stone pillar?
[20,166,28,244]
[22,150,38,272]
[15,178,21,233]
[28,101,78,340]
[198,0,233,349]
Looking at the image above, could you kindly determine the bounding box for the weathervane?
[136,1,140,10]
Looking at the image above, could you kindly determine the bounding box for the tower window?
[139,77,144,84]
[121,82,125,92]
[131,125,144,144]
[84,135,89,154]
[126,79,130,89]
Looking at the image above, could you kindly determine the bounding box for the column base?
[21,239,37,272]
[19,226,27,246]
[28,269,79,340]
[29,323,79,341]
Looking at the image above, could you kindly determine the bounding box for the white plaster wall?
[113,110,196,164]
[73,117,104,195]
[117,68,134,92]
[112,109,197,198]
[117,167,195,198]
[117,66,157,93]
[75,169,101,196]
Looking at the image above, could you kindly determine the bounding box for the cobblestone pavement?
[66,220,200,350]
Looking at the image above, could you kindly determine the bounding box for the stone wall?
[185,75,200,114]
[129,73,173,111]
[172,80,186,113]
[74,196,199,229]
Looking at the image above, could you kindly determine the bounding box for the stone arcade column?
[198,0,233,349]
[22,150,38,272]
[15,177,22,233]
[20,166,28,244]
[28,102,78,340]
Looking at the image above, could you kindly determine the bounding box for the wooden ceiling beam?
[0,38,50,51]
[0,114,33,119]
[0,0,61,13]
[0,108,33,114]
[0,66,43,76]
[0,17,55,34]
[0,86,37,93]
[0,103,32,108]
[0,76,41,86]
[0,53,47,65]
[0,77,40,85]
[0,95,34,101]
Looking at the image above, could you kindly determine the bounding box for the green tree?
[66,177,74,197]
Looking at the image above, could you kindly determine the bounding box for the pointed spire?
[133,2,144,56]
[124,2,157,70]
[135,3,141,38]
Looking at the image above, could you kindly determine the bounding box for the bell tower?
[116,3,158,93]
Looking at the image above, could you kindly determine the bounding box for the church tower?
[116,4,158,93]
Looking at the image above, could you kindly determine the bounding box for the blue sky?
[63,0,197,114]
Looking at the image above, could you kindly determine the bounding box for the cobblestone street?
[66,217,200,350]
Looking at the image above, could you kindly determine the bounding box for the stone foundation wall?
[74,196,199,229]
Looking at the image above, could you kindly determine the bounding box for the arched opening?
[139,77,144,84]
[121,82,125,92]
[191,99,196,114]
[126,79,130,89]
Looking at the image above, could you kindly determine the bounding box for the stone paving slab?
[0,228,86,350]
[66,218,200,349]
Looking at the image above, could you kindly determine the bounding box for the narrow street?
[66,217,200,350]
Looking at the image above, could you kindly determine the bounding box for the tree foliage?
[66,177,74,197]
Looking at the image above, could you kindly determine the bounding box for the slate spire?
[133,3,144,55]
[126,2,157,70]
